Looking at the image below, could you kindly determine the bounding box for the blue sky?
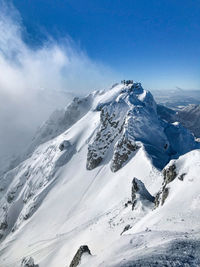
[10,0,200,89]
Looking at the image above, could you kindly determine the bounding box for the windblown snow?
[0,82,200,267]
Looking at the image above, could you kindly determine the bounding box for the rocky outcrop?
[86,104,126,170]
[0,217,8,230]
[131,178,155,210]
[21,257,38,267]
[56,141,75,167]
[155,163,177,207]
[59,140,71,151]
[7,182,23,203]
[69,245,91,267]
[163,164,177,185]
[0,206,8,235]
[87,82,200,172]
[111,135,138,172]
[120,224,131,235]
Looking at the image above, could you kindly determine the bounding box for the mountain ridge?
[0,82,200,266]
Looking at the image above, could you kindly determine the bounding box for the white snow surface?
[0,83,200,266]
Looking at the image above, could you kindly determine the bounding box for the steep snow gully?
[0,82,200,267]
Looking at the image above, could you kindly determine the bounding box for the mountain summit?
[86,82,198,170]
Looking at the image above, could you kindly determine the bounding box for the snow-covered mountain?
[177,104,200,138]
[156,103,200,138]
[0,89,75,177]
[0,82,200,267]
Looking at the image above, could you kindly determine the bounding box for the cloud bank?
[0,1,117,167]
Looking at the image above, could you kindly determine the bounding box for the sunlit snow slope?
[0,82,200,267]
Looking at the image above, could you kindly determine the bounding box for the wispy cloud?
[0,1,117,164]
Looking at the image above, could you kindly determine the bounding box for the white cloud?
[0,1,118,166]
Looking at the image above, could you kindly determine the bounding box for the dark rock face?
[154,192,160,208]
[21,257,38,267]
[7,191,15,203]
[7,181,24,204]
[178,173,186,181]
[69,245,91,267]
[59,140,71,151]
[0,208,8,233]
[86,105,125,170]
[56,142,75,167]
[86,146,103,170]
[124,200,132,207]
[0,220,8,230]
[161,187,169,206]
[131,178,155,210]
[163,164,177,185]
[120,224,131,235]
[110,136,138,172]
[155,164,178,207]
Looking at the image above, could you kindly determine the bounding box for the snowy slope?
[178,104,200,138]
[0,90,75,177]
[157,103,200,138]
[0,83,200,267]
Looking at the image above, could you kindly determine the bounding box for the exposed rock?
[86,104,125,170]
[161,187,169,206]
[111,135,138,172]
[69,245,91,267]
[124,200,132,208]
[21,256,38,267]
[7,182,24,203]
[56,142,75,167]
[0,209,8,230]
[131,178,155,210]
[7,191,15,203]
[155,164,178,207]
[120,224,132,235]
[86,146,103,170]
[23,190,34,204]
[163,164,177,185]
[178,173,186,181]
[87,83,199,172]
[0,220,8,230]
[59,140,71,151]
[154,192,161,208]
[23,203,36,221]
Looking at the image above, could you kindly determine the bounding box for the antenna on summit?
[121,80,134,85]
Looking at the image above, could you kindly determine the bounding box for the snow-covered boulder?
[132,177,155,210]
[59,140,71,151]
